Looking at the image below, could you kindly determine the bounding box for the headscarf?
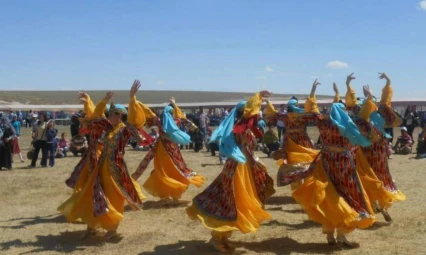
[210,101,247,163]
[162,105,191,145]
[109,102,127,115]
[329,103,372,147]
[287,97,305,113]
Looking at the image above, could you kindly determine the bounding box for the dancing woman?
[186,91,275,253]
[351,73,406,222]
[265,80,321,190]
[64,91,112,189]
[58,81,147,240]
[132,97,205,202]
[281,79,385,247]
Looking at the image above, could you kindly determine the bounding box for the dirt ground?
[0,125,425,255]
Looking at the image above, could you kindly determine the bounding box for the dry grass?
[0,91,334,105]
[0,125,425,255]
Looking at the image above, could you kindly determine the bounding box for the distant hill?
[0,90,334,105]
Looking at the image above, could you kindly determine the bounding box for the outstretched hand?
[78,91,89,104]
[378,72,389,81]
[130,80,141,97]
[363,85,373,98]
[313,79,321,87]
[333,82,339,93]
[260,90,272,99]
[169,96,176,104]
[346,73,356,85]
[104,91,114,101]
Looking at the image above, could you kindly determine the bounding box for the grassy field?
[0,90,334,105]
[0,125,425,255]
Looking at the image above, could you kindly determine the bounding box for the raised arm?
[169,97,186,120]
[345,73,358,108]
[78,91,95,117]
[333,82,340,103]
[243,90,271,119]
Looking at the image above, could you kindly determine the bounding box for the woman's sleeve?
[172,103,186,119]
[243,92,262,119]
[333,92,340,103]
[304,96,320,113]
[127,96,148,129]
[83,95,96,118]
[358,96,377,122]
[378,82,403,127]
[345,85,358,108]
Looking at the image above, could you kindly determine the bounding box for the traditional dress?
[132,102,205,200]
[265,96,320,190]
[281,102,382,245]
[186,93,275,252]
[58,97,147,233]
[346,85,406,216]
[64,96,106,190]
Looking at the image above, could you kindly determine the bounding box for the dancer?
[265,80,321,190]
[132,97,205,203]
[64,91,111,189]
[280,77,391,247]
[186,91,275,253]
[351,73,406,222]
[58,80,147,240]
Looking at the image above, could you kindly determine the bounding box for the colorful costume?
[265,96,320,189]
[348,84,406,211]
[186,93,275,251]
[58,97,147,232]
[132,102,205,200]
[282,102,380,242]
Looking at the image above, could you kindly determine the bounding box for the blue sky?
[1,0,425,99]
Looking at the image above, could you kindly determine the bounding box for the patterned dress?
[58,98,147,231]
[132,116,205,199]
[354,104,406,203]
[284,114,376,233]
[187,115,275,235]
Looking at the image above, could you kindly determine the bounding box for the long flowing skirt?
[292,148,376,234]
[143,140,205,199]
[58,159,145,230]
[277,138,319,189]
[356,148,405,209]
[187,161,271,234]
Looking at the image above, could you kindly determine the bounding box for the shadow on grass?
[266,195,297,205]
[0,230,118,254]
[0,214,70,230]
[139,237,341,255]
[263,219,319,230]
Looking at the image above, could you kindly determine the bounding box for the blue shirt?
[12,120,21,136]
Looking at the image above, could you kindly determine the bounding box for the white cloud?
[256,76,266,80]
[419,1,426,10]
[156,80,166,85]
[265,66,273,72]
[326,60,349,69]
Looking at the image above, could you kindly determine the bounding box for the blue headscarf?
[329,103,372,147]
[109,103,127,115]
[162,105,191,145]
[257,119,266,133]
[288,98,305,113]
[210,101,247,163]
[357,98,391,139]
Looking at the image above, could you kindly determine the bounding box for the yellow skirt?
[143,140,205,199]
[186,163,271,234]
[58,159,145,231]
[292,158,375,234]
[355,149,404,209]
[277,138,319,190]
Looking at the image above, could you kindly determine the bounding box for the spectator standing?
[11,116,24,163]
[276,104,287,142]
[29,113,48,168]
[0,117,16,170]
[197,107,209,147]
[46,120,58,167]
[25,110,33,128]
[403,106,418,138]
